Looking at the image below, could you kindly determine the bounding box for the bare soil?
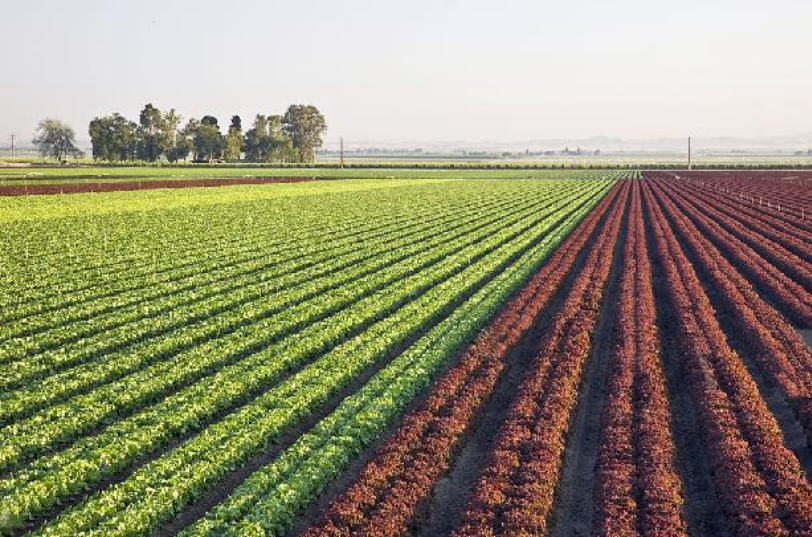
[799,329,812,351]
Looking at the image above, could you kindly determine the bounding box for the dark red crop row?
[674,170,812,203]
[662,172,812,241]
[668,171,812,234]
[642,180,812,536]
[302,181,630,536]
[646,178,812,446]
[653,172,811,272]
[659,175,812,264]
[668,171,812,224]
[715,178,812,210]
[654,180,812,367]
[661,178,812,291]
[594,181,687,536]
[652,178,812,327]
[451,180,628,535]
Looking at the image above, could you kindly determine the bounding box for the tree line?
[88,103,327,163]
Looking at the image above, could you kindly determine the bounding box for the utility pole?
[687,136,692,170]
[10,133,15,158]
[339,137,344,169]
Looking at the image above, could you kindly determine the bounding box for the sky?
[2,0,811,145]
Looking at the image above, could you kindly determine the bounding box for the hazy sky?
[2,0,811,144]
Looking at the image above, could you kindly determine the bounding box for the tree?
[243,114,296,163]
[161,109,185,162]
[223,115,243,161]
[282,105,327,163]
[177,118,202,161]
[268,114,296,162]
[189,115,223,162]
[83,104,328,163]
[88,113,139,161]
[137,103,165,161]
[32,118,83,162]
[166,129,193,162]
[244,114,270,161]
[230,115,242,131]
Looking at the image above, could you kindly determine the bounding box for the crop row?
[1,180,541,325]
[1,182,540,340]
[653,174,812,297]
[180,180,618,536]
[0,196,390,313]
[593,181,687,536]
[0,188,557,426]
[0,182,590,472]
[671,172,812,233]
[0,176,323,197]
[651,177,812,378]
[645,178,812,450]
[0,195,444,332]
[665,175,812,263]
[641,180,812,535]
[669,181,812,290]
[652,179,812,327]
[0,186,546,393]
[681,170,812,204]
[0,179,487,300]
[452,180,627,535]
[0,180,615,534]
[0,183,362,295]
[296,175,626,536]
[23,181,614,536]
[301,174,808,537]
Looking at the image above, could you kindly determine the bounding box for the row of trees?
[88,104,326,163]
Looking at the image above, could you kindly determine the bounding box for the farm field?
[305,171,812,537]
[0,173,614,535]
[1,170,810,536]
[0,167,627,188]
[2,165,811,190]
[0,168,626,197]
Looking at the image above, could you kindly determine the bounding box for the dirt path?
[799,329,812,351]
